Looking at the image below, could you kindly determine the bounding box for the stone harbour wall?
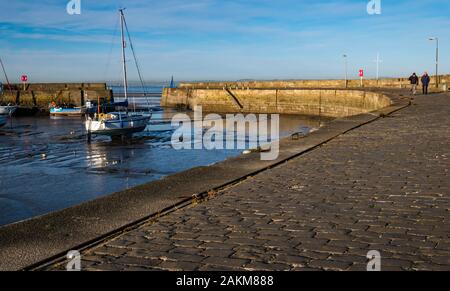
[162,88,393,118]
[0,83,112,109]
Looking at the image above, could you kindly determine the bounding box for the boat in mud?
[86,112,150,136]
[85,9,151,138]
[50,106,86,117]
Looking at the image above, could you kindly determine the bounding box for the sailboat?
[85,9,151,138]
[0,57,18,116]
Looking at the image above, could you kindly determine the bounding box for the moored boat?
[85,112,150,136]
[50,107,86,117]
[85,9,152,138]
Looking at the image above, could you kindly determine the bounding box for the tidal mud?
[0,110,326,227]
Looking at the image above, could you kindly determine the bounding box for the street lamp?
[373,52,383,82]
[343,54,348,88]
[429,37,439,88]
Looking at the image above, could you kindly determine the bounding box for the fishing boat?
[50,106,86,117]
[85,9,151,138]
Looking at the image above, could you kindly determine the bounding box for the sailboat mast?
[0,57,12,92]
[119,9,128,102]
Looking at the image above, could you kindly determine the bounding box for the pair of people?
[409,72,431,95]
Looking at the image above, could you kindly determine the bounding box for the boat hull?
[88,125,147,136]
[86,115,151,136]
[50,108,85,117]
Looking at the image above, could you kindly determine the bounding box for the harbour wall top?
[177,75,450,90]
[162,75,449,118]
[0,83,112,109]
[1,83,107,91]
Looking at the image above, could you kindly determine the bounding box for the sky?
[0,0,449,83]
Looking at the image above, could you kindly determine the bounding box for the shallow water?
[0,108,327,227]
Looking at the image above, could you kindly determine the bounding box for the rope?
[103,16,120,86]
[122,15,152,114]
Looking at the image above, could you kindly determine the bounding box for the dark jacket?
[421,75,431,86]
[409,75,419,84]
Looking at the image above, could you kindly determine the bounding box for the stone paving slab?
[46,93,450,271]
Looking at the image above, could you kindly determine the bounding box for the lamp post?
[373,52,383,82]
[343,54,348,88]
[429,37,439,88]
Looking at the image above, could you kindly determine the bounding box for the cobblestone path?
[51,93,450,271]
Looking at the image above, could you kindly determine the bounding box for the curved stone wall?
[162,88,393,118]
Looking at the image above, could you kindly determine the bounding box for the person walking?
[421,72,431,95]
[408,73,419,95]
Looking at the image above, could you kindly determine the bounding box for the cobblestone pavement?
[53,93,449,271]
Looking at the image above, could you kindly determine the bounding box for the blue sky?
[0,0,449,82]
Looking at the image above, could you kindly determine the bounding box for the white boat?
[86,112,150,136]
[0,105,17,115]
[85,9,151,138]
